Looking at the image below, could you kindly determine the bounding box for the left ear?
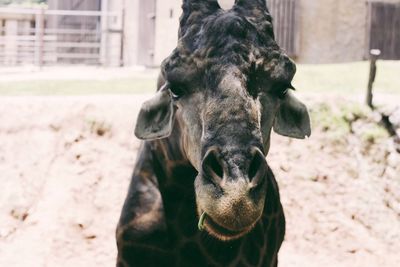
[134,87,176,140]
[273,91,311,139]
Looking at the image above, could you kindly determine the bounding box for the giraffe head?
[135,0,311,241]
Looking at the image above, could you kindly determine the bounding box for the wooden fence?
[367,1,400,60]
[0,7,122,66]
[268,0,299,58]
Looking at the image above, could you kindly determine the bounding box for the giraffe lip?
[203,213,253,239]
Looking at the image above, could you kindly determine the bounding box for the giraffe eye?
[169,82,185,100]
[278,88,289,99]
[273,82,292,99]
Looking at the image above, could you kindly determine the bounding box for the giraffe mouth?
[198,211,254,241]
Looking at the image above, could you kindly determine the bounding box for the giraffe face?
[134,0,311,241]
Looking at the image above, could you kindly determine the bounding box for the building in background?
[1,0,399,67]
[64,0,400,65]
[134,0,400,65]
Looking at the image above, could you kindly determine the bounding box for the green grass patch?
[0,78,156,96]
[310,101,389,144]
[293,61,400,94]
[361,125,389,144]
[310,103,352,138]
[0,60,398,95]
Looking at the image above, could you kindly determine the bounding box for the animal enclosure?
[0,7,122,66]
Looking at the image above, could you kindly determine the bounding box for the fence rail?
[0,7,122,66]
[0,7,118,17]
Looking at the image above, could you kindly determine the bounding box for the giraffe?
[116,0,311,266]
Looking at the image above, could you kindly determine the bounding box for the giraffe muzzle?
[195,146,268,240]
[201,146,267,191]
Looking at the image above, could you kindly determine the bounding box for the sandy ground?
[0,95,399,267]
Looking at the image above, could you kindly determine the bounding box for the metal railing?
[0,7,122,66]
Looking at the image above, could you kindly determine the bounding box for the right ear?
[273,91,311,139]
[134,85,176,140]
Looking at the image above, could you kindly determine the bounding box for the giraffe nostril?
[248,148,266,185]
[202,148,224,185]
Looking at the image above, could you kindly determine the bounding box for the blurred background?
[0,0,399,67]
[0,0,399,267]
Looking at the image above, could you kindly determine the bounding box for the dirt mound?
[0,95,399,267]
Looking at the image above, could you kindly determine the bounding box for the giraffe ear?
[134,87,176,140]
[273,92,311,139]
